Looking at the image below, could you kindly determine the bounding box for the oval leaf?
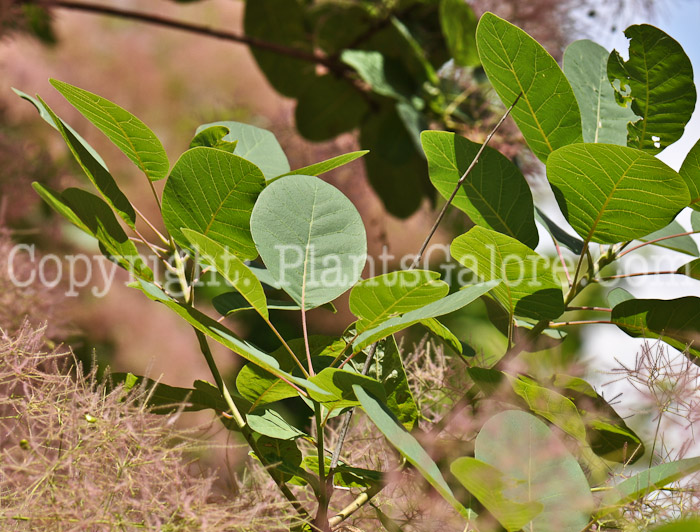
[162,147,266,259]
[476,410,593,532]
[608,24,696,153]
[680,137,700,211]
[422,130,539,248]
[451,226,565,321]
[547,143,689,244]
[440,0,479,67]
[476,12,582,162]
[250,174,367,310]
[50,79,169,181]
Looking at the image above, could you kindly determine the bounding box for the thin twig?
[617,230,700,258]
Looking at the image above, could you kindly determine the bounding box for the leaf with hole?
[547,143,689,244]
[162,147,266,259]
[475,410,593,532]
[250,174,367,310]
[451,226,564,321]
[476,13,582,162]
[50,79,169,181]
[563,40,635,145]
[608,24,696,153]
[611,297,700,364]
[451,457,542,532]
[422,130,538,248]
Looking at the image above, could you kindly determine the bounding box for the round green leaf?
[476,410,593,532]
[476,13,582,163]
[608,24,696,153]
[421,130,538,248]
[162,147,266,259]
[250,174,367,310]
[547,143,689,244]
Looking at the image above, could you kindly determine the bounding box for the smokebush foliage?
[12,6,700,532]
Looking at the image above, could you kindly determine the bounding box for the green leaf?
[547,143,689,244]
[352,281,498,353]
[693,211,700,232]
[534,208,585,255]
[37,97,135,229]
[189,125,237,153]
[212,292,331,316]
[451,226,564,321]
[22,4,56,45]
[678,259,700,281]
[420,318,463,354]
[308,368,385,411]
[421,130,538,248]
[652,519,700,532]
[608,24,696,153]
[162,147,266,259]
[131,280,327,398]
[33,184,152,281]
[476,13,582,162]
[341,50,417,102]
[607,287,634,308]
[475,410,593,532]
[354,385,473,520]
[195,121,290,181]
[246,407,305,440]
[13,88,108,170]
[680,137,700,210]
[563,40,635,145]
[450,457,542,532]
[50,79,169,181]
[182,229,268,319]
[611,297,700,364]
[349,270,449,332]
[599,457,700,517]
[109,374,231,414]
[274,151,369,180]
[360,105,428,218]
[253,435,303,483]
[295,74,369,141]
[243,0,316,98]
[250,174,367,310]
[439,0,479,67]
[640,219,699,256]
[353,335,420,429]
[551,374,644,463]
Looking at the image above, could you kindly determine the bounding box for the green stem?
[313,403,331,531]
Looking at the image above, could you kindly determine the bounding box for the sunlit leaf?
[274,151,368,180]
[189,125,237,153]
[547,143,689,244]
[476,13,582,162]
[308,368,385,411]
[246,407,305,440]
[50,79,169,181]
[162,147,266,259]
[680,137,700,211]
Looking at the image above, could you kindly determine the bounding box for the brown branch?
[50,1,336,69]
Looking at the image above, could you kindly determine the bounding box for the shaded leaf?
[162,147,265,259]
[195,121,289,180]
[439,0,479,67]
[678,259,700,281]
[341,49,417,102]
[246,407,305,440]
[476,410,593,532]
[451,457,542,532]
[212,292,336,316]
[608,24,696,153]
[451,226,564,321]
[612,297,700,364]
[607,287,634,308]
[476,13,582,162]
[534,208,585,255]
[50,79,169,181]
[680,137,700,211]
[563,40,635,145]
[422,130,538,248]
[354,385,473,520]
[189,125,237,153]
[250,174,367,310]
[182,229,268,319]
[547,143,689,244]
[308,368,385,411]
[420,318,463,354]
[253,435,303,483]
[640,219,698,256]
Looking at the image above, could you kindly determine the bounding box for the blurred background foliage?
[0,0,658,456]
